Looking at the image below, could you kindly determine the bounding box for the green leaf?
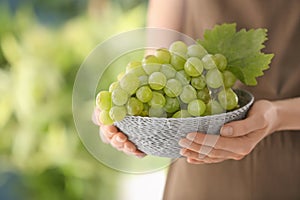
[198,23,274,86]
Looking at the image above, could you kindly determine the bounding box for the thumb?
[220,115,265,137]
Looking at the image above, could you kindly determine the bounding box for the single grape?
[142,55,161,75]
[148,71,167,90]
[187,99,206,116]
[218,88,238,110]
[149,91,166,108]
[205,100,225,115]
[170,54,186,70]
[112,87,128,106]
[120,73,140,95]
[164,78,183,97]
[136,86,153,103]
[108,81,119,92]
[175,70,191,85]
[187,44,208,58]
[149,107,167,118]
[99,110,114,125]
[172,110,192,118]
[164,96,180,113]
[141,103,149,116]
[127,66,147,77]
[117,71,125,81]
[223,70,237,88]
[184,57,204,77]
[202,54,217,70]
[169,41,188,56]
[191,75,206,90]
[180,85,197,103]
[126,97,144,116]
[109,106,127,122]
[96,91,112,111]
[213,54,227,71]
[205,68,224,88]
[155,48,171,64]
[197,87,210,103]
[138,75,149,86]
[126,61,142,72]
[160,64,177,79]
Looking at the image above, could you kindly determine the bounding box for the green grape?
[205,100,225,115]
[125,61,142,72]
[191,75,206,90]
[126,97,144,116]
[99,110,114,125]
[187,99,206,116]
[164,96,180,113]
[149,91,166,108]
[175,70,191,85]
[187,44,208,58]
[96,91,112,111]
[142,55,161,75]
[223,70,237,88]
[164,78,182,97]
[136,86,153,103]
[184,57,204,77]
[155,48,171,64]
[141,103,149,116]
[197,87,210,103]
[127,66,146,77]
[149,107,167,118]
[138,75,148,86]
[172,110,192,118]
[120,73,140,95]
[205,68,224,89]
[213,54,227,71]
[202,54,217,70]
[170,54,186,70]
[109,81,119,92]
[148,71,167,90]
[109,106,127,122]
[218,88,238,110]
[112,87,128,106]
[117,71,125,81]
[169,41,188,56]
[180,85,197,103]
[160,64,177,79]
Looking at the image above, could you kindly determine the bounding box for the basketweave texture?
[114,89,254,158]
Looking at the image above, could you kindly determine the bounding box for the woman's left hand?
[179,100,279,164]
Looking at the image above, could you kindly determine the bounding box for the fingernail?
[221,126,233,136]
[116,135,126,142]
[136,154,145,159]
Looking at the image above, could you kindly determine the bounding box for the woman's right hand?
[93,108,146,158]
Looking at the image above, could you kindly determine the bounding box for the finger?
[187,157,225,164]
[110,132,127,149]
[186,158,205,164]
[186,132,252,155]
[180,146,243,160]
[220,114,266,137]
[99,128,109,143]
[123,142,146,157]
[92,107,101,126]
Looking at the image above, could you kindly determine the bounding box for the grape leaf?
[198,23,274,85]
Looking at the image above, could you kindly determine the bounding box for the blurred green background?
[0,0,148,199]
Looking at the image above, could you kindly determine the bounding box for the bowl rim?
[116,89,254,122]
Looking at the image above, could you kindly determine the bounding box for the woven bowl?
[114,89,254,158]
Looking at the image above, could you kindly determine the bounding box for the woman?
[99,0,300,199]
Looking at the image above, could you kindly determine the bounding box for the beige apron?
[163,0,300,199]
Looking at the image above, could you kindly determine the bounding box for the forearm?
[273,97,300,131]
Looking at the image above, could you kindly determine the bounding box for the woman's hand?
[179,100,279,164]
[92,108,146,158]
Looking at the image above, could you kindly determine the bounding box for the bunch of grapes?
[96,41,239,125]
